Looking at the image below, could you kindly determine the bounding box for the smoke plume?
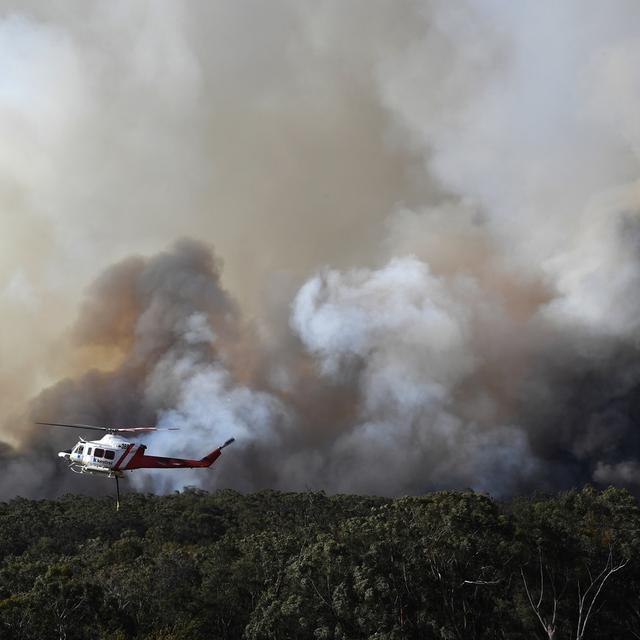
[3,1,640,498]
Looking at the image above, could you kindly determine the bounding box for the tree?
[514,487,639,639]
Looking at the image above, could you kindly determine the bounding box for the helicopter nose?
[58,450,71,460]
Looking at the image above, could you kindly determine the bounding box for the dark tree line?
[0,486,639,639]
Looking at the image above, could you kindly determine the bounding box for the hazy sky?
[3,1,640,498]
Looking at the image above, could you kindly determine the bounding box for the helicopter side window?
[87,448,93,456]
[76,446,84,455]
[94,448,105,458]
[104,450,115,461]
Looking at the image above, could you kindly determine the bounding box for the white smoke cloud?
[289,256,539,494]
[292,257,475,406]
[142,353,287,493]
[594,460,640,488]
[376,1,640,273]
[4,1,640,498]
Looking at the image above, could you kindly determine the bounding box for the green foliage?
[0,487,637,639]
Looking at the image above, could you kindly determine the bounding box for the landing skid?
[68,463,123,478]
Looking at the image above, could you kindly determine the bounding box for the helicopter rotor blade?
[115,427,180,433]
[37,422,108,432]
[37,422,180,434]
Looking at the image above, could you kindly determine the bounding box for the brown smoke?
[3,2,640,498]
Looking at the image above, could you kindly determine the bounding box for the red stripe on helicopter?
[113,444,134,471]
[122,445,147,470]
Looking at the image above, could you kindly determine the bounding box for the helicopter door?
[71,444,84,462]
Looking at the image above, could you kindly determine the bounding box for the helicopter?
[38,421,235,509]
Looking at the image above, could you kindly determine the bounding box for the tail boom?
[123,439,234,471]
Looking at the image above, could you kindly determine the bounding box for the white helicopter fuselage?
[58,434,135,477]
[56,431,232,477]
[44,418,233,511]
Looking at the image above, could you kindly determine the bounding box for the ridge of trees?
[0,486,638,639]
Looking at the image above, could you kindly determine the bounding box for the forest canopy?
[0,487,638,639]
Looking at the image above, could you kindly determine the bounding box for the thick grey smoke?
[3,1,640,498]
[0,239,284,497]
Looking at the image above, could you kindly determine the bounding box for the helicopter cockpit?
[58,443,120,475]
